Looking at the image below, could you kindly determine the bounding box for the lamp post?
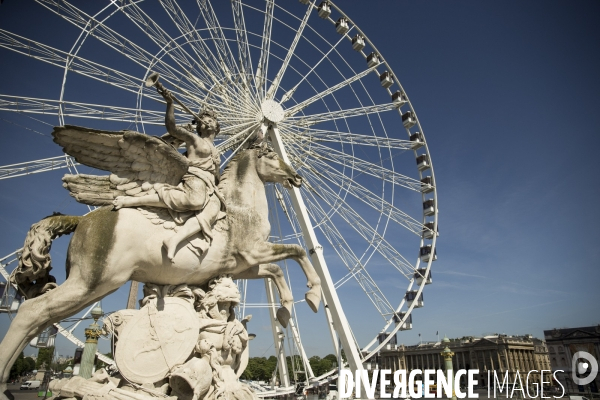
[441,337,457,400]
[78,305,103,379]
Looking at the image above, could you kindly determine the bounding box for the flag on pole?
[436,331,439,335]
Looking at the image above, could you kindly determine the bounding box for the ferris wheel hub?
[261,99,285,123]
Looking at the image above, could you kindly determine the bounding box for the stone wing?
[52,125,188,206]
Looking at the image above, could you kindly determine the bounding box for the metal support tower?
[269,125,371,393]
[265,278,290,387]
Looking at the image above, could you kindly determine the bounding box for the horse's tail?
[13,213,82,298]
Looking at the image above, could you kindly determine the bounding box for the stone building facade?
[544,325,600,394]
[378,334,550,388]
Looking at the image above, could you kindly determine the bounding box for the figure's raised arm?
[161,89,196,143]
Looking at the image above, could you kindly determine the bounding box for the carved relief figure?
[47,279,257,400]
[170,275,257,400]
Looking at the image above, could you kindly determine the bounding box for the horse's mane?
[218,148,252,196]
[215,148,257,232]
[218,145,274,195]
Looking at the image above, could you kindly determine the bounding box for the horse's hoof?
[305,291,320,313]
[276,307,291,328]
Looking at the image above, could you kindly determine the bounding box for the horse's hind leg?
[0,279,114,400]
[233,264,294,328]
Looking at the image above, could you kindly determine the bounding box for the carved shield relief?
[115,297,200,384]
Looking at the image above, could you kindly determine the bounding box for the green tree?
[24,357,36,372]
[286,355,306,382]
[323,354,337,365]
[9,353,36,380]
[9,352,26,380]
[36,347,55,370]
[240,357,279,381]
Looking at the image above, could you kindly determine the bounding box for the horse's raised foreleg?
[233,264,294,328]
[0,278,118,400]
[242,242,321,313]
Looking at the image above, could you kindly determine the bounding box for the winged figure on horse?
[0,73,322,400]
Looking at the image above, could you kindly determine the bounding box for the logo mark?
[572,351,598,386]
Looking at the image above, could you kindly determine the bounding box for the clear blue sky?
[0,1,599,361]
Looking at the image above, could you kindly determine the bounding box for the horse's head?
[254,146,302,189]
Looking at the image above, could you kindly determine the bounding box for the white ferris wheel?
[0,0,438,392]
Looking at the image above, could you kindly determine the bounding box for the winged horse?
[0,126,321,398]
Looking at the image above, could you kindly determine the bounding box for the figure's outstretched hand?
[160,88,174,104]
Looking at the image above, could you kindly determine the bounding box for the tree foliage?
[35,347,54,369]
[240,356,277,381]
[309,355,337,377]
[9,352,35,380]
[240,353,341,383]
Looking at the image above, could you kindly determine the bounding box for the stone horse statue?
[0,126,321,399]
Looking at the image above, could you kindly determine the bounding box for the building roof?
[544,325,600,341]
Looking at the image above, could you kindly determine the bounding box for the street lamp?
[441,337,457,400]
[79,304,103,379]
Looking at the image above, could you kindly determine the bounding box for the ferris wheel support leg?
[288,318,315,380]
[269,126,372,395]
[323,297,341,357]
[265,278,291,388]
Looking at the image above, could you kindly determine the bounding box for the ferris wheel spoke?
[229,2,262,108]
[280,32,350,104]
[288,137,423,193]
[284,127,415,150]
[191,57,261,113]
[0,95,174,125]
[206,79,260,116]
[255,0,274,98]
[157,0,228,84]
[298,197,398,318]
[231,1,255,86]
[296,167,416,278]
[217,119,258,135]
[265,2,313,100]
[219,124,260,167]
[117,2,245,102]
[284,66,378,117]
[179,86,254,120]
[196,0,240,77]
[114,2,222,89]
[295,155,427,237]
[0,155,77,180]
[291,182,399,319]
[185,71,260,120]
[216,120,258,140]
[0,30,160,99]
[36,0,217,94]
[287,103,399,127]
